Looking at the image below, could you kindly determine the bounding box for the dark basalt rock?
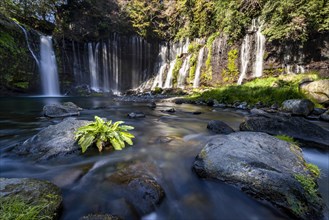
[161,108,176,113]
[14,117,90,161]
[80,214,122,220]
[193,132,324,220]
[43,102,82,118]
[240,114,329,150]
[105,162,165,216]
[207,120,235,134]
[0,178,62,219]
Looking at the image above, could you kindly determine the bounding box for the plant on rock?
[75,116,135,153]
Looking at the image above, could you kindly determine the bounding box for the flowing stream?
[0,97,328,220]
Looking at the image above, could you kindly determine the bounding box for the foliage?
[222,49,239,83]
[75,116,134,153]
[172,56,183,86]
[188,75,310,106]
[0,196,51,220]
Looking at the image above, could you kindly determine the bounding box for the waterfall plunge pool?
[0,97,328,220]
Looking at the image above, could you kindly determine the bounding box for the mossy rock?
[0,178,62,220]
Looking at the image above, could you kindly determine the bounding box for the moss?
[306,163,320,179]
[152,86,163,94]
[222,49,239,83]
[275,135,298,145]
[294,174,318,203]
[172,56,183,86]
[286,195,306,217]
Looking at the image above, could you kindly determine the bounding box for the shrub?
[75,116,135,153]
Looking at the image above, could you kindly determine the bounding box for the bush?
[75,116,135,153]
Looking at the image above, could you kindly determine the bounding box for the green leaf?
[96,139,103,152]
[79,133,95,153]
[110,138,122,150]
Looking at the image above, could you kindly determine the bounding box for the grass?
[0,197,52,220]
[188,73,323,106]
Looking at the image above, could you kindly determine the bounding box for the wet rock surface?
[300,79,329,106]
[14,117,90,161]
[0,178,62,219]
[127,112,146,118]
[207,120,235,134]
[282,99,314,116]
[43,102,82,118]
[193,132,324,219]
[240,114,329,149]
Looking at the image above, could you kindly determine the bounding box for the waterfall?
[253,20,265,78]
[164,59,177,88]
[102,42,110,92]
[88,42,101,91]
[40,36,60,96]
[193,47,205,88]
[152,44,168,88]
[14,21,39,66]
[177,55,191,88]
[112,34,120,94]
[237,35,251,85]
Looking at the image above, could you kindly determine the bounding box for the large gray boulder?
[282,99,314,116]
[0,178,62,219]
[14,118,90,161]
[240,115,329,149]
[300,79,329,106]
[193,132,324,219]
[43,102,82,118]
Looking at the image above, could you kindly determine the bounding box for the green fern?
[75,116,134,153]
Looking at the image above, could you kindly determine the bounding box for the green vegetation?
[306,163,321,179]
[275,135,298,145]
[294,174,318,202]
[172,56,183,86]
[75,116,135,153]
[188,73,325,106]
[0,196,52,220]
[222,49,239,83]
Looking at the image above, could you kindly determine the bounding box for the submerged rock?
[320,110,329,122]
[207,120,235,134]
[240,115,329,149]
[282,99,314,116]
[43,102,82,118]
[105,162,165,216]
[14,117,90,161]
[193,132,324,219]
[80,214,121,220]
[0,178,62,219]
[161,108,176,113]
[127,112,146,118]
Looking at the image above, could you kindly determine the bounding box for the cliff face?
[0,14,40,95]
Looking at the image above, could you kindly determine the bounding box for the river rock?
[14,117,90,161]
[127,112,145,118]
[240,115,329,149]
[0,178,62,219]
[282,99,314,116]
[105,162,165,216]
[193,132,324,219]
[43,102,82,118]
[320,110,329,122]
[207,120,235,134]
[300,79,329,106]
[80,214,121,220]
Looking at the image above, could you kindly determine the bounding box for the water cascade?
[177,55,191,88]
[193,46,205,88]
[253,20,265,78]
[88,42,100,91]
[237,35,251,85]
[14,21,39,66]
[40,36,60,96]
[164,59,177,88]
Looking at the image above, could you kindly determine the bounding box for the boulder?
[207,120,235,134]
[193,132,324,219]
[300,79,329,106]
[0,178,62,219]
[105,162,165,216]
[80,214,121,220]
[282,99,314,116]
[14,118,90,161]
[240,115,329,149]
[43,102,82,118]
